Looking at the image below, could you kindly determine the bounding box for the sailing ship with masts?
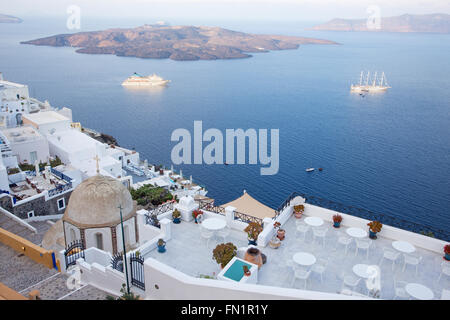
[351,71,390,92]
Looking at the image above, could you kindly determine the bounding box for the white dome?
[63,175,136,228]
[179,195,195,208]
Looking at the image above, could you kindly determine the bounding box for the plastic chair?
[341,274,361,293]
[379,247,400,271]
[355,238,371,259]
[312,227,329,247]
[336,232,352,255]
[393,280,409,300]
[217,227,230,242]
[296,223,310,241]
[438,261,450,281]
[402,254,422,275]
[292,267,312,289]
[311,258,329,283]
[200,226,214,248]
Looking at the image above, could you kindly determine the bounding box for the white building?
[0,125,50,164]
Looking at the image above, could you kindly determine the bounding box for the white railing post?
[225,206,236,226]
[160,218,172,241]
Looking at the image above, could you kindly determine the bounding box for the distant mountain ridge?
[21,24,338,61]
[309,13,450,33]
[0,13,22,23]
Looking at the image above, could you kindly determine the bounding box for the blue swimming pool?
[223,259,252,282]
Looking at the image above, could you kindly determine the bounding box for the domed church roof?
[63,175,136,228]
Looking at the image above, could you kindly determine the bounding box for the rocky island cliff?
[21,24,338,61]
[309,13,450,33]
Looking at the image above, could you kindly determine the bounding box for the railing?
[144,201,175,227]
[233,210,263,225]
[274,192,450,242]
[50,168,72,183]
[47,182,73,198]
[196,199,225,215]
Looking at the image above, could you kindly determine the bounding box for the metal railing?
[144,201,175,227]
[274,192,450,242]
[50,168,72,182]
[196,199,225,215]
[47,182,73,198]
[234,210,263,225]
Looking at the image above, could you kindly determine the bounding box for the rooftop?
[22,111,69,125]
[1,125,44,144]
[142,204,450,299]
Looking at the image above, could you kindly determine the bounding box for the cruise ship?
[121,72,170,86]
[351,71,390,92]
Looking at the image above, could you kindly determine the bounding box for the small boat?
[305,168,314,172]
[224,162,229,166]
[318,168,323,171]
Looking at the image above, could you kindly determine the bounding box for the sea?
[1,16,449,233]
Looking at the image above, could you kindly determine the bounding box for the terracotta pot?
[277,229,285,241]
[244,247,263,269]
[269,238,281,249]
[294,212,303,219]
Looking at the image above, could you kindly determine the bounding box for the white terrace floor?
[144,215,450,299]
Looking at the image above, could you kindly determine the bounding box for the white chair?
[341,274,361,293]
[379,247,400,271]
[336,232,352,255]
[402,254,422,275]
[311,258,329,283]
[393,280,409,300]
[312,227,328,247]
[292,266,312,289]
[355,238,371,259]
[217,227,230,242]
[296,223,310,241]
[200,226,214,248]
[438,261,450,281]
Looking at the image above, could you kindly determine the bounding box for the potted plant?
[157,238,166,253]
[243,265,251,277]
[212,242,237,269]
[333,214,343,228]
[244,222,263,245]
[444,244,450,261]
[244,247,263,269]
[172,209,181,224]
[192,209,203,224]
[269,235,281,249]
[367,221,383,239]
[293,204,304,219]
[273,221,285,240]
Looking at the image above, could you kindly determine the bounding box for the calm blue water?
[1,17,449,231]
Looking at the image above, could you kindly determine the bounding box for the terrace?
[141,196,450,299]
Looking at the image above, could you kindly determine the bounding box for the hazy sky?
[2,0,450,21]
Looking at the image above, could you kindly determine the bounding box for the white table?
[346,227,367,238]
[352,264,372,278]
[202,218,226,231]
[304,217,324,227]
[392,241,416,254]
[293,252,316,266]
[405,283,434,300]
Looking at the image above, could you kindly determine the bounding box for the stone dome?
[63,175,136,228]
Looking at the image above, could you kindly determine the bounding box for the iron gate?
[64,240,85,268]
[129,252,145,290]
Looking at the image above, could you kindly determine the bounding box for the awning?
[220,192,276,219]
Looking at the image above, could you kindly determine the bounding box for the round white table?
[352,264,378,278]
[405,283,434,300]
[202,218,226,231]
[304,217,324,227]
[392,241,415,254]
[292,252,316,266]
[346,227,367,238]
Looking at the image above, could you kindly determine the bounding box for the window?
[57,198,65,210]
[27,211,34,218]
[95,233,103,250]
[29,151,37,164]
